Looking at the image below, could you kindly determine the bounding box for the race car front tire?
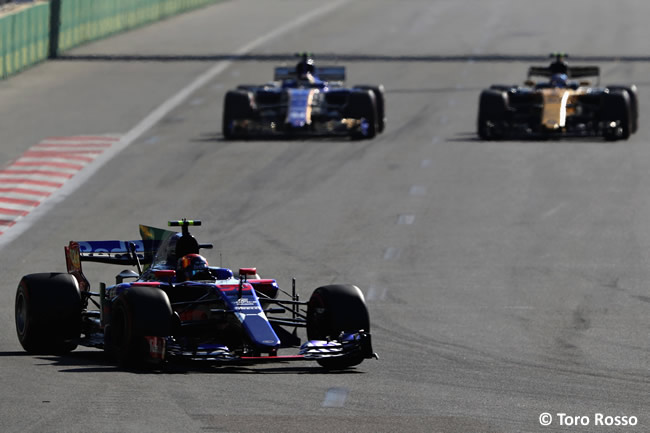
[15,273,82,354]
[222,90,255,139]
[477,89,508,140]
[353,85,386,133]
[108,286,172,368]
[606,85,638,134]
[601,90,631,141]
[345,90,378,139]
[307,284,370,369]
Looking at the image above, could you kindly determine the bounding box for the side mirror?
[116,269,139,284]
[524,80,535,87]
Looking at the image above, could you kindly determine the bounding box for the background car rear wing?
[527,66,600,79]
[274,66,346,82]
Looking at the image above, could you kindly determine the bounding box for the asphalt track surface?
[1,1,650,432]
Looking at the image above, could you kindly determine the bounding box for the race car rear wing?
[274,66,346,82]
[527,66,600,79]
[68,240,160,266]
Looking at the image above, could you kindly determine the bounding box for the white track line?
[0,0,349,249]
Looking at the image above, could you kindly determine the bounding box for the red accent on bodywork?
[132,282,161,287]
[65,241,90,292]
[240,355,306,361]
[155,269,176,280]
[239,267,258,276]
[217,283,253,292]
[145,336,165,360]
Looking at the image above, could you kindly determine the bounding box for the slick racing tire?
[607,85,638,134]
[345,90,378,140]
[222,90,255,140]
[15,273,82,354]
[108,286,172,368]
[477,89,508,140]
[354,85,386,133]
[489,84,517,92]
[602,90,631,141]
[307,284,370,369]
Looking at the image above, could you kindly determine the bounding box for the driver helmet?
[177,254,211,281]
[550,73,568,88]
[295,54,315,79]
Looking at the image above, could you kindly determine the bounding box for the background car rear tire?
[307,284,370,369]
[15,273,81,354]
[108,286,172,368]
[477,89,508,140]
[222,90,255,140]
[354,85,386,133]
[345,90,378,140]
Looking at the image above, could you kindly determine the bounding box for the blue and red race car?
[15,219,376,369]
[222,53,385,140]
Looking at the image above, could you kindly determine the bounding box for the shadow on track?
[53,53,650,63]
[10,350,365,375]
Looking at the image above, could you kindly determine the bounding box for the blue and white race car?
[15,219,376,370]
[222,54,385,139]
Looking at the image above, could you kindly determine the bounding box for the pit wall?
[0,0,222,79]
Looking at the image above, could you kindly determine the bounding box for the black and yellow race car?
[477,54,638,140]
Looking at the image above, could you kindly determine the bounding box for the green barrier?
[0,3,50,79]
[0,0,222,79]
[58,0,223,52]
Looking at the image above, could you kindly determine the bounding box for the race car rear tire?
[15,273,81,354]
[601,90,631,141]
[307,284,370,369]
[222,90,255,140]
[345,90,378,140]
[477,89,508,140]
[354,85,386,133]
[108,286,172,368]
[607,85,638,134]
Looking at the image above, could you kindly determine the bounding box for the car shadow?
[192,132,365,144]
[5,350,364,375]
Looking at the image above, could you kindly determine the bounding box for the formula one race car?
[15,219,376,370]
[222,53,385,139]
[477,54,638,140]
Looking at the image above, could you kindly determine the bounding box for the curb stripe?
[0,169,75,179]
[0,208,30,216]
[0,197,41,207]
[34,142,114,148]
[0,178,64,188]
[0,188,51,197]
[0,135,118,232]
[12,161,85,170]
[44,136,119,142]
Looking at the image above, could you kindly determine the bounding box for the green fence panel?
[0,3,50,79]
[0,15,5,78]
[58,0,221,53]
[0,0,221,79]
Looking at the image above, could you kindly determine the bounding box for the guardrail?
[0,0,222,79]
[58,0,221,52]
[0,2,49,78]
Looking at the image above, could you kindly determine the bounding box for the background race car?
[222,53,385,139]
[477,54,638,140]
[15,219,376,370]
